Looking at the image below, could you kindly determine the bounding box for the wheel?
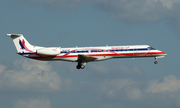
[154,61,158,64]
[76,65,81,69]
[81,65,85,69]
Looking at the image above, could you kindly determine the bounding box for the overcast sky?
[1,0,180,108]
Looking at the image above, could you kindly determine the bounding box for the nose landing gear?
[154,61,158,64]
[154,57,158,64]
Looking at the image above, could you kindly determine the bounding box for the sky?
[1,0,180,108]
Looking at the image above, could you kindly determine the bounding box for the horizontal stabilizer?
[6,34,22,37]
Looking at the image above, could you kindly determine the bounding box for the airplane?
[7,34,167,69]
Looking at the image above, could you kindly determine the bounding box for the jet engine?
[36,48,60,56]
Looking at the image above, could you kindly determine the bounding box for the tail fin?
[7,34,34,53]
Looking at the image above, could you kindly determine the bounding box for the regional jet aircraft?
[7,34,167,69]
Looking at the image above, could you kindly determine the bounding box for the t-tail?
[6,34,35,53]
[7,34,61,57]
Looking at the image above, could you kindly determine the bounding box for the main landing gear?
[76,62,86,69]
[154,57,158,64]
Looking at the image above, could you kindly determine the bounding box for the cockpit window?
[148,47,156,50]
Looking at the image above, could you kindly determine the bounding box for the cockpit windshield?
[148,47,156,50]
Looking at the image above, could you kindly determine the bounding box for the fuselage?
[7,34,167,69]
[19,45,166,62]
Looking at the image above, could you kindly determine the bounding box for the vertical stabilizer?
[7,34,34,53]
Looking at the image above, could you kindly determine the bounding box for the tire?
[81,65,85,69]
[76,65,81,69]
[154,61,158,64]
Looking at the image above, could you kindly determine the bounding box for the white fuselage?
[7,34,167,69]
[19,45,166,62]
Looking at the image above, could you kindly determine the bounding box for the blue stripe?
[19,53,34,55]
[137,48,148,51]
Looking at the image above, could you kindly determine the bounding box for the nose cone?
[158,50,167,56]
[161,51,167,55]
[164,52,167,56]
[153,50,167,58]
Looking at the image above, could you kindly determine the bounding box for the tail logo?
[19,39,25,50]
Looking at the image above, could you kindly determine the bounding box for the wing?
[77,54,97,62]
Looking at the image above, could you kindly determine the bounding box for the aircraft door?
[133,48,138,56]
[146,47,151,55]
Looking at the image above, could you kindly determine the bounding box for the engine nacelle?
[36,48,60,56]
